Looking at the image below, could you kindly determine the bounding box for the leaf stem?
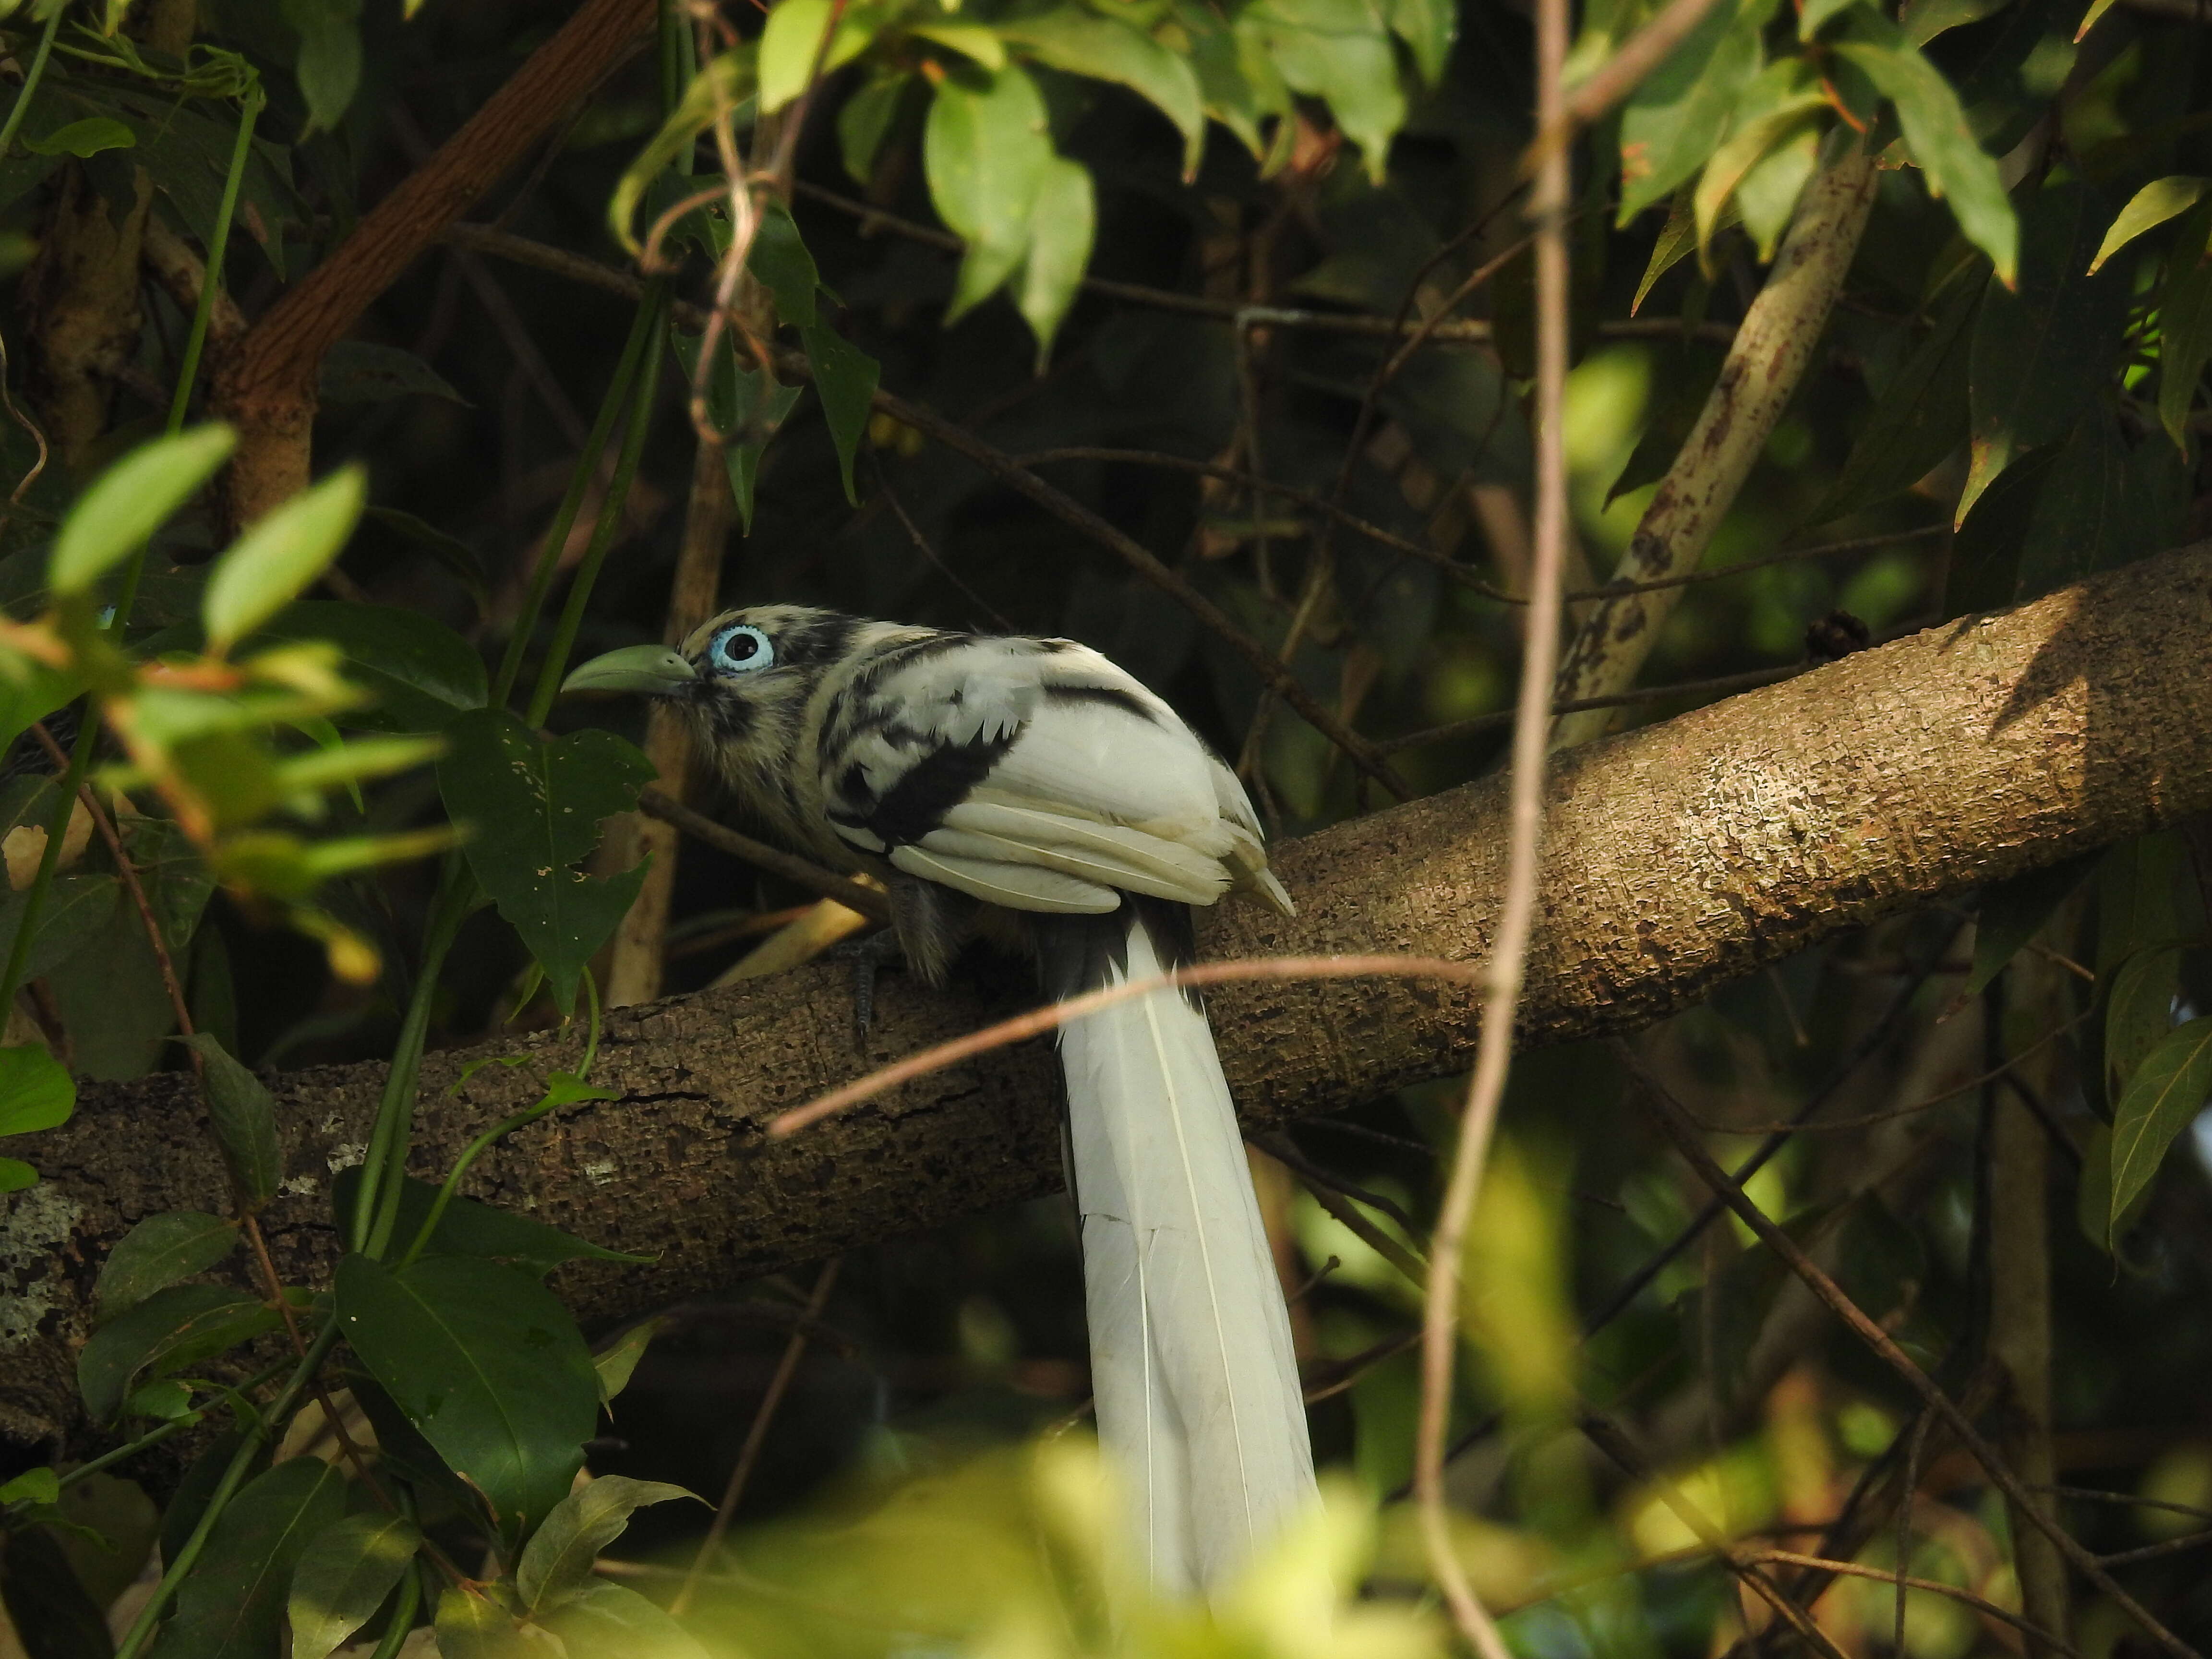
[351,859,477,1257]
[489,293,662,709]
[0,9,62,157]
[524,287,668,728]
[397,968,602,1269]
[164,80,264,436]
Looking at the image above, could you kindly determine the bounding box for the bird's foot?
[830,927,907,1050]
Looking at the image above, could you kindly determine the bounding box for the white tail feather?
[1058,913,1316,1594]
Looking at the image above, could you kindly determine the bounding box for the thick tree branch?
[210,0,656,526]
[5,546,2210,1443]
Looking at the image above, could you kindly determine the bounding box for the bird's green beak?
[559,645,698,697]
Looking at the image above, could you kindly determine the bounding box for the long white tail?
[1044,904,1317,1596]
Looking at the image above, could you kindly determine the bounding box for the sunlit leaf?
[538,1580,713,1655]
[516,1476,702,1611]
[1616,0,1774,222]
[336,1252,601,1543]
[924,62,1053,318]
[758,0,886,114]
[2107,945,2183,1099]
[593,1316,665,1403]
[288,1510,421,1659]
[95,1209,237,1323]
[21,116,134,157]
[1014,155,1096,368]
[2089,175,2208,274]
[999,9,1206,176]
[838,64,915,185]
[203,465,368,651]
[48,425,236,596]
[435,1584,528,1659]
[0,1041,74,1137]
[1240,0,1406,180]
[283,0,363,137]
[1836,16,2016,284]
[610,49,756,255]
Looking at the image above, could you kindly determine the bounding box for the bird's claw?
[832,927,907,1050]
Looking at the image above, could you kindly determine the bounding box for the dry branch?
[5,546,2211,1443]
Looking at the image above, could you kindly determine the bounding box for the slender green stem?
[113,1324,343,1659]
[351,859,475,1257]
[526,289,668,727]
[0,10,63,157]
[367,1552,424,1659]
[398,970,601,1270]
[488,298,661,709]
[164,81,263,435]
[55,1360,293,1491]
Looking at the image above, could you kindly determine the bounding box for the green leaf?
[1181,1,1291,160]
[0,1467,59,1507]
[1956,181,2130,524]
[1608,337,1727,505]
[0,873,126,1014]
[2073,0,2118,37]
[336,1252,601,1542]
[2089,175,2208,275]
[2107,945,2184,1098]
[537,1580,713,1657]
[0,1157,36,1192]
[998,9,1206,176]
[592,1316,665,1403]
[130,1377,196,1419]
[435,1585,529,1659]
[0,1042,73,1137]
[2099,833,2184,977]
[1835,18,2017,284]
[909,22,1004,67]
[175,1031,284,1210]
[838,66,915,185]
[288,1510,421,1659]
[1691,64,1827,256]
[48,425,237,596]
[318,340,467,407]
[258,601,489,733]
[924,62,1053,319]
[0,657,85,755]
[1632,188,1706,313]
[1815,275,1979,522]
[1966,854,2094,997]
[800,322,880,507]
[202,465,368,650]
[758,0,885,114]
[1240,0,1405,180]
[2011,408,2183,602]
[283,0,364,136]
[1900,0,2012,43]
[1616,0,1772,221]
[363,506,490,612]
[21,116,135,157]
[2156,198,2212,449]
[437,710,654,1014]
[1799,0,1868,36]
[95,1210,238,1323]
[76,1283,279,1421]
[1385,0,1457,83]
[748,200,820,328]
[611,49,756,255]
[0,1524,113,1659]
[156,1459,350,1659]
[516,1476,702,1611]
[1014,155,1095,367]
[2105,1017,2212,1244]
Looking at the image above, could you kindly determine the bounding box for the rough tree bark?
[3,545,2209,1443]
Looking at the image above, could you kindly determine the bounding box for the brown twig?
[636,785,891,924]
[1413,2,1574,1647]
[671,1257,841,1618]
[1747,1550,2085,1657]
[767,953,1489,1137]
[1295,1176,1427,1288]
[1618,1042,2204,1659]
[1524,0,1735,176]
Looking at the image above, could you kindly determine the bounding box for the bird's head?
[561,604,864,777]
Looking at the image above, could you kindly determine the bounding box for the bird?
[562,606,1317,1594]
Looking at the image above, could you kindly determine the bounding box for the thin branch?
[1253,1129,1422,1235]
[636,785,891,924]
[672,1257,842,1618]
[1413,2,1574,1646]
[1746,1551,2085,1658]
[1618,1043,2204,1659]
[2097,1532,2212,1568]
[1526,0,1734,175]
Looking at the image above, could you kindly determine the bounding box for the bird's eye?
[709,624,774,675]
